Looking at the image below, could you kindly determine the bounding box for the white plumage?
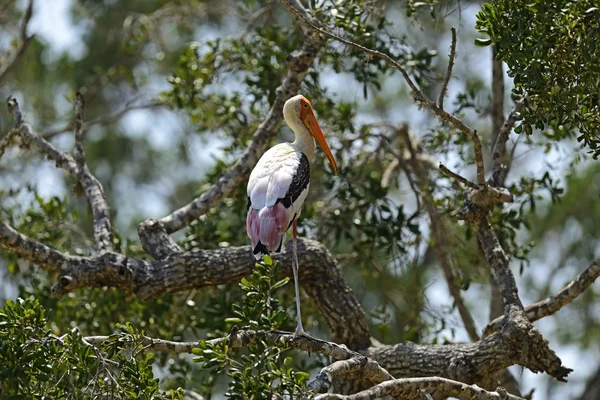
[249,144,298,207]
[247,143,310,257]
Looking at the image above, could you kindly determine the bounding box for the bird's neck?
[288,120,316,160]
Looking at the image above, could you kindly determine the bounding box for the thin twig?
[74,92,86,173]
[489,99,525,186]
[281,0,420,94]
[438,27,457,110]
[438,162,478,189]
[0,0,34,84]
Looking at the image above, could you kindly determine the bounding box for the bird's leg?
[292,219,305,336]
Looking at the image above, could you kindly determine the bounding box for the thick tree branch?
[476,217,523,312]
[0,0,34,84]
[467,211,571,381]
[308,355,394,394]
[0,232,370,348]
[6,96,114,253]
[1,210,582,388]
[315,377,524,400]
[487,56,522,397]
[489,55,508,319]
[485,257,600,336]
[137,0,323,259]
[0,219,69,273]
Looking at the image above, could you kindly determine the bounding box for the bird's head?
[283,95,338,175]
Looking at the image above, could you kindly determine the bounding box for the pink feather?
[246,203,290,254]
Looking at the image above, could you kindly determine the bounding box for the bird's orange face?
[299,96,339,175]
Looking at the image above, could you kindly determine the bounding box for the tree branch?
[1,210,579,388]
[438,27,457,110]
[489,99,524,187]
[6,96,114,253]
[308,355,394,394]
[470,216,571,381]
[0,0,34,84]
[0,219,71,273]
[85,326,394,393]
[487,56,522,397]
[484,257,600,336]
[0,129,19,159]
[314,377,524,400]
[438,162,478,189]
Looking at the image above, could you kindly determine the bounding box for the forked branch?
[5,96,114,253]
[485,257,600,336]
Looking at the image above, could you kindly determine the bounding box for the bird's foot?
[292,325,308,339]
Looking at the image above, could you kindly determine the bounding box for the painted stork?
[246,94,338,335]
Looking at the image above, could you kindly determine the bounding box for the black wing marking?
[276,152,310,208]
[253,241,269,256]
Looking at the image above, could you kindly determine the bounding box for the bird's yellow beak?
[302,110,338,175]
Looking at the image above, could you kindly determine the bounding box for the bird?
[246,94,338,335]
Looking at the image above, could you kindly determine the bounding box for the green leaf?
[474,38,492,47]
[263,255,273,266]
[271,277,290,290]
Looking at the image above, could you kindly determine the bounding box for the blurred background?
[0,0,598,398]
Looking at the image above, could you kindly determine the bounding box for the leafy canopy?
[476,0,600,155]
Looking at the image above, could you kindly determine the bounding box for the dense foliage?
[0,297,183,399]
[476,0,600,155]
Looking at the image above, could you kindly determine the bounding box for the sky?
[9,0,599,398]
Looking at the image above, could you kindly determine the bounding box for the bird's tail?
[247,205,287,259]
